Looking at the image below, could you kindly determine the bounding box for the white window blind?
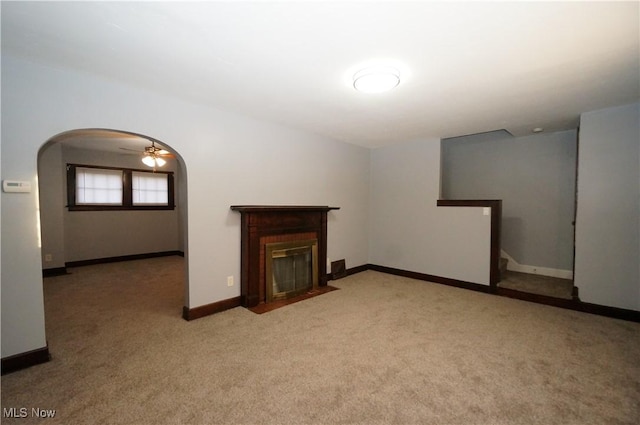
[76,167,123,205]
[132,171,169,205]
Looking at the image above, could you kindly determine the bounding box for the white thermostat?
[2,180,32,193]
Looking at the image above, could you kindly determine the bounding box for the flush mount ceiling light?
[353,66,401,94]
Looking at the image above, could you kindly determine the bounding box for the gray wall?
[441,130,577,273]
[3,51,638,362]
[575,102,639,310]
[38,144,182,267]
[1,55,371,358]
[369,139,492,285]
[38,143,67,269]
[64,146,181,263]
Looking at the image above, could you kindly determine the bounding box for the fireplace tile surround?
[230,206,339,309]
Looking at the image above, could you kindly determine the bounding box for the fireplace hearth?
[230,206,339,309]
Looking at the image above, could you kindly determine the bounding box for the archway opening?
[37,128,189,330]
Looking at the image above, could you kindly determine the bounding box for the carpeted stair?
[499,257,508,281]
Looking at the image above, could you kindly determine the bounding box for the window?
[132,171,169,205]
[75,167,123,205]
[67,164,174,211]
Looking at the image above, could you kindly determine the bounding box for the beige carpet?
[498,271,574,300]
[2,257,639,425]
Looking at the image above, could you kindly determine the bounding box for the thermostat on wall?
[2,180,32,193]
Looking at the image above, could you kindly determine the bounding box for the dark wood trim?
[43,267,68,277]
[326,264,371,281]
[183,264,640,323]
[122,167,133,207]
[66,250,183,268]
[167,172,175,209]
[496,287,581,310]
[231,205,339,308]
[578,301,640,322]
[320,212,329,287]
[231,205,340,213]
[68,205,176,211]
[182,296,242,321]
[345,264,370,277]
[496,287,640,323]
[437,200,501,208]
[1,346,51,375]
[67,164,77,208]
[354,264,639,323]
[368,264,492,294]
[437,199,502,291]
[68,163,175,174]
[572,286,580,301]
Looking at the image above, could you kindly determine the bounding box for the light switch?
[483,207,490,216]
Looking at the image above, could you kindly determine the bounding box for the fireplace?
[266,239,318,302]
[230,206,339,309]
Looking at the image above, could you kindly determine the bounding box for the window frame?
[67,163,175,211]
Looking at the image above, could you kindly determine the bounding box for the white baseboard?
[501,250,573,280]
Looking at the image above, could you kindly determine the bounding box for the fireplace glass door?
[266,239,318,301]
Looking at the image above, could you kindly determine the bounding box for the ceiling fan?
[120,140,173,168]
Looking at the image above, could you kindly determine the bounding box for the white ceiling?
[2,1,639,149]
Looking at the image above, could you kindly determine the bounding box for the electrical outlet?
[227,276,234,287]
[44,254,52,262]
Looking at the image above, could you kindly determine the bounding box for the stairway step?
[499,257,508,280]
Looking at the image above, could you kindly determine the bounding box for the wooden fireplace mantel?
[230,205,340,213]
[231,205,339,308]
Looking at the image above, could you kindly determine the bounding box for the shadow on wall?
[502,216,524,260]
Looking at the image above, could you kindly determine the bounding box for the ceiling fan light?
[142,155,167,168]
[142,155,156,167]
[353,66,400,94]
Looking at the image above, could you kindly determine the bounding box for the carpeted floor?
[2,256,639,424]
[498,271,574,299]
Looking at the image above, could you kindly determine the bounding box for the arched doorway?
[37,128,189,324]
